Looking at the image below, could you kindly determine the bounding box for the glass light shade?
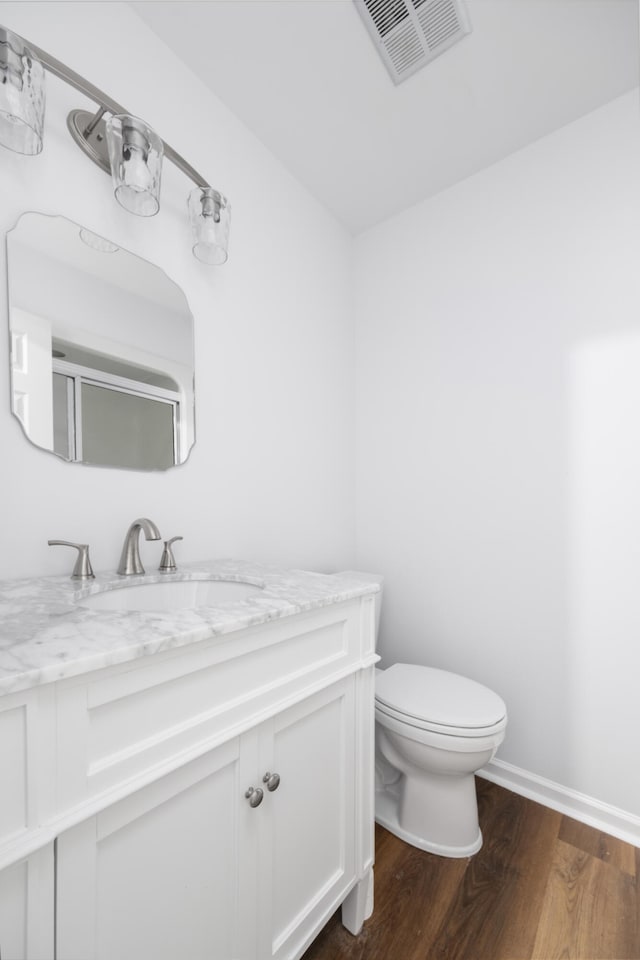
[188,187,230,265]
[105,114,163,217]
[0,26,45,155]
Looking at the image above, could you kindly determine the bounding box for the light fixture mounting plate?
[66,109,110,174]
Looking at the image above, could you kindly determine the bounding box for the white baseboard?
[478,758,640,849]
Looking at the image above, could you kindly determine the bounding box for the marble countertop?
[0,560,380,697]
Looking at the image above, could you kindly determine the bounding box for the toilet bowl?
[336,572,507,858]
[375,663,507,857]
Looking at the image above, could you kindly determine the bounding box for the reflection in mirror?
[6,212,195,470]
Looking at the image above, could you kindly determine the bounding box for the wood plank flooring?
[302,778,639,960]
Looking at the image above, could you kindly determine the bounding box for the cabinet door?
[0,845,54,960]
[56,738,253,960]
[255,677,356,960]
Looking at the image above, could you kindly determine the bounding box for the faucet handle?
[48,540,95,580]
[159,536,183,573]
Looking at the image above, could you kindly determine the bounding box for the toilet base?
[375,780,483,859]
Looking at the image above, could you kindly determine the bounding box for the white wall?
[3,0,639,833]
[0,2,355,580]
[355,91,640,820]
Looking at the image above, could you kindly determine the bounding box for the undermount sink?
[80,578,265,612]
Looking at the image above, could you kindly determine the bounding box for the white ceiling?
[132,0,639,234]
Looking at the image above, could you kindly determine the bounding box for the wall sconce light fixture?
[0,25,230,264]
[106,114,164,218]
[188,187,231,266]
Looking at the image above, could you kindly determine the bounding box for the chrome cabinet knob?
[262,772,280,792]
[245,786,264,808]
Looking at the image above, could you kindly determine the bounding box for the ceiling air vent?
[354,0,471,84]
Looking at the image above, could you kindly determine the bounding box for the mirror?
[6,212,195,470]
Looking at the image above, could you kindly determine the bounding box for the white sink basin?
[81,579,264,612]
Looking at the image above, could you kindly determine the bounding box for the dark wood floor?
[303,778,640,960]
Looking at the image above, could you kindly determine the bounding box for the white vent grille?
[354,0,471,84]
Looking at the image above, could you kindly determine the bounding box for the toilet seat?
[375,663,507,738]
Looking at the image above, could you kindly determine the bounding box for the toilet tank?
[338,571,384,645]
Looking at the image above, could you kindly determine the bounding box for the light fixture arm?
[25,35,211,189]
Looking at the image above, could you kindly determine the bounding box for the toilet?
[340,570,507,858]
[375,662,507,857]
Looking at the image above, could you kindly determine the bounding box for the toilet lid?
[375,663,506,730]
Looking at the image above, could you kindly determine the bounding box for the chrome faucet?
[117,518,162,576]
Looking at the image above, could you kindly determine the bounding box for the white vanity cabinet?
[0,588,377,960]
[56,676,360,960]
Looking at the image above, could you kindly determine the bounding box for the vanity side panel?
[0,685,56,861]
[0,843,55,960]
[346,665,376,924]
[355,596,377,880]
[0,701,28,840]
[340,596,377,937]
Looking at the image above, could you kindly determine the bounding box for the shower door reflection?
[53,369,178,470]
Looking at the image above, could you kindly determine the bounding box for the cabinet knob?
[245,786,264,808]
[263,771,281,792]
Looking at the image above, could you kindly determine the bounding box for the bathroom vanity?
[0,561,378,960]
